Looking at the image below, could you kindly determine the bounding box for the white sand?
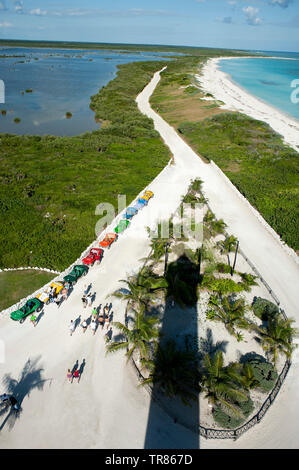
[196,57,299,152]
[0,67,299,449]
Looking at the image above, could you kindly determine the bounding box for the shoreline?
[196,57,299,152]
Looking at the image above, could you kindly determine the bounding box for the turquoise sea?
[219,51,299,122]
[0,47,173,136]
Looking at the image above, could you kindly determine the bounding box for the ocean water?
[0,48,172,136]
[219,51,299,122]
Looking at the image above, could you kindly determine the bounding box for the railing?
[131,351,291,440]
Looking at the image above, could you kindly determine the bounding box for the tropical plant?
[251,297,279,322]
[255,315,299,366]
[106,305,160,363]
[239,273,259,292]
[112,266,168,312]
[141,339,200,406]
[200,351,248,418]
[245,359,278,392]
[215,234,238,266]
[203,210,227,237]
[206,295,250,339]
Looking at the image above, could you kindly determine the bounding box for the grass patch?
[0,270,54,311]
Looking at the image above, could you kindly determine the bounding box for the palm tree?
[141,340,200,406]
[112,267,168,312]
[206,295,250,339]
[216,234,238,267]
[201,351,248,417]
[106,305,160,363]
[256,315,299,366]
[239,363,260,391]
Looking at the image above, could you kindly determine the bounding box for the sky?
[0,0,298,52]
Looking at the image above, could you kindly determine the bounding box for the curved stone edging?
[0,267,61,274]
[210,161,299,265]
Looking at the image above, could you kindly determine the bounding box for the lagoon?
[0,47,172,136]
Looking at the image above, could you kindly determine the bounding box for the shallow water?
[219,51,299,122]
[0,47,172,136]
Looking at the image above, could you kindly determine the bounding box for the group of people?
[66,368,80,383]
[69,302,111,337]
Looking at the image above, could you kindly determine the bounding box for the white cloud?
[29,8,47,16]
[269,0,293,7]
[243,6,262,25]
[0,21,12,27]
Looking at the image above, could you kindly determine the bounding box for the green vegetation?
[13,117,21,123]
[0,60,171,271]
[178,114,299,251]
[1,110,6,116]
[150,57,299,252]
[25,89,33,93]
[0,270,53,311]
[65,111,72,119]
[252,296,279,322]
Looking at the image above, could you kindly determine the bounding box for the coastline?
[196,57,299,152]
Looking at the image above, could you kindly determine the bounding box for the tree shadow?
[144,255,201,449]
[198,328,228,361]
[0,356,48,431]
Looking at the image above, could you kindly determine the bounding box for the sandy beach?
[0,67,298,449]
[196,57,299,152]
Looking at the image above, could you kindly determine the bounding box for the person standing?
[30,314,37,327]
[66,369,72,383]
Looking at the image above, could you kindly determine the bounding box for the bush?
[252,297,279,322]
[213,396,254,429]
[247,359,278,392]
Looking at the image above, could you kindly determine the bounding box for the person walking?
[86,293,92,308]
[66,369,72,383]
[90,319,97,336]
[103,304,109,316]
[99,314,104,330]
[73,369,80,383]
[104,314,110,330]
[82,295,87,308]
[81,319,88,333]
[30,314,37,327]
[69,320,76,336]
[91,307,98,321]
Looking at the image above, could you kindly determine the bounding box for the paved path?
[0,68,298,449]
